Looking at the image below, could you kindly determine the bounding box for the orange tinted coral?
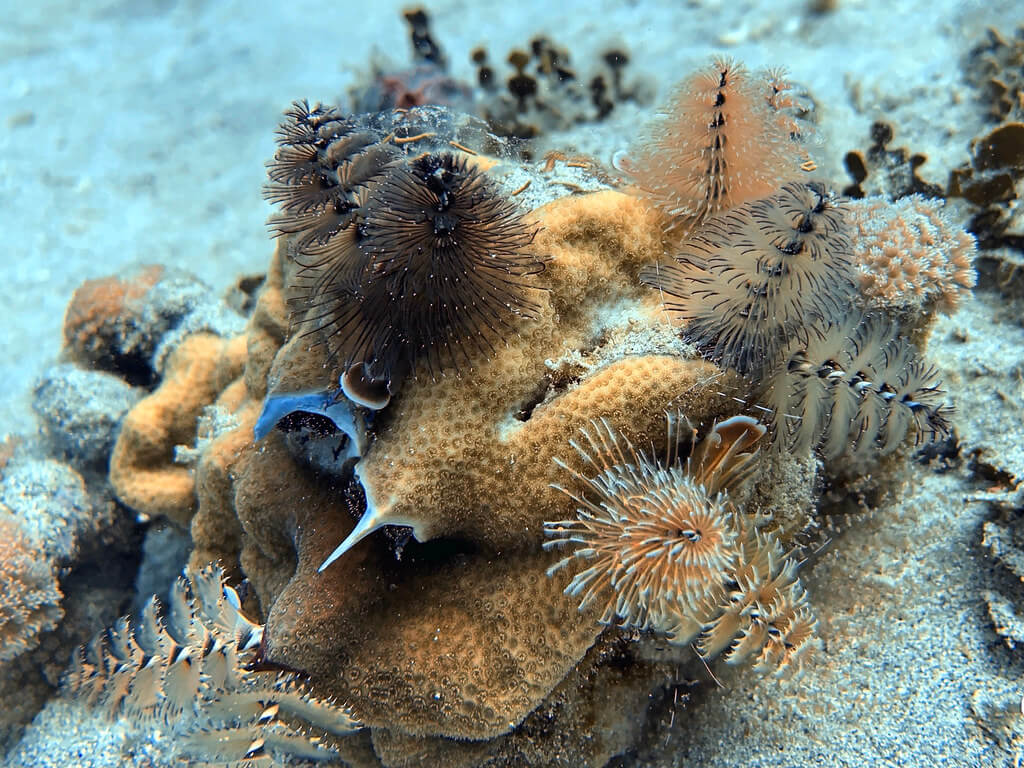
[61,265,165,370]
[109,333,247,526]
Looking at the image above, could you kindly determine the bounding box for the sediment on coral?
[0,434,142,753]
[61,266,247,388]
[32,364,142,471]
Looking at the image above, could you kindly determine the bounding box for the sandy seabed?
[2,0,1023,765]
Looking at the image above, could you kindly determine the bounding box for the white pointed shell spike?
[318,454,433,570]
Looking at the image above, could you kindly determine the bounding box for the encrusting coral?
[91,52,979,767]
[61,265,166,378]
[177,124,751,756]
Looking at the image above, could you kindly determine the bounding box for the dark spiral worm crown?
[264,102,545,405]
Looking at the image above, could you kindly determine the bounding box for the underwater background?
[2,0,1024,765]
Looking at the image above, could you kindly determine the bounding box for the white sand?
[0,0,1011,435]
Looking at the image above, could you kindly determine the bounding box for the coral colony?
[52,51,975,766]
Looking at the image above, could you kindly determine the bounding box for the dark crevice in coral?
[514,377,554,422]
[95,347,156,389]
[400,536,480,565]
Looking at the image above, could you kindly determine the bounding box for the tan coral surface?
[110,332,246,526]
[173,188,746,753]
